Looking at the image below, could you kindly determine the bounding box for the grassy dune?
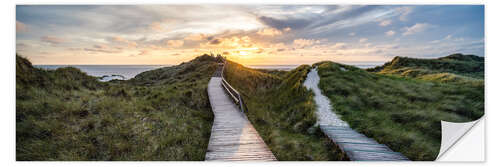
[223,61,347,160]
[16,52,483,161]
[313,54,484,160]
[369,53,484,83]
[16,55,216,160]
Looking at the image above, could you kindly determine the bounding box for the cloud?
[84,48,120,53]
[444,34,453,40]
[385,30,396,36]
[93,44,108,49]
[209,39,221,45]
[332,42,347,49]
[67,47,82,51]
[257,16,312,30]
[293,38,320,48]
[184,34,208,41]
[15,5,485,64]
[256,48,264,54]
[402,23,431,36]
[430,34,465,44]
[277,48,286,52]
[305,6,392,35]
[83,43,123,54]
[379,20,391,27]
[150,21,166,32]
[111,36,138,48]
[41,36,64,45]
[397,7,413,21]
[139,50,150,56]
[17,43,29,48]
[257,28,283,36]
[16,20,27,32]
[271,42,287,50]
[129,50,151,57]
[198,35,257,51]
[166,40,184,48]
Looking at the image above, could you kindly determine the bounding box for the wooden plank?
[320,125,409,161]
[304,69,409,161]
[205,77,276,161]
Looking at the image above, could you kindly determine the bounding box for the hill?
[16,53,485,161]
[313,55,484,160]
[16,54,216,160]
[368,53,484,83]
[223,61,347,160]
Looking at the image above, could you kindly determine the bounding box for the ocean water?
[34,64,379,82]
[35,65,169,81]
[248,64,379,71]
[247,65,300,71]
[353,64,379,69]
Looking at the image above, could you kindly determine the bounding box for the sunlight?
[239,51,249,56]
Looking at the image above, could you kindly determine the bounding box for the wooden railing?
[219,58,247,113]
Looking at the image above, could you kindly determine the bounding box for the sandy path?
[303,68,349,127]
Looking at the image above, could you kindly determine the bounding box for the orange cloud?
[41,36,64,45]
[112,36,138,48]
[16,21,27,32]
[201,36,254,49]
[150,22,165,32]
[184,33,208,41]
[257,28,283,36]
[166,40,184,48]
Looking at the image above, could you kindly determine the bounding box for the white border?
[437,118,485,161]
[3,0,497,167]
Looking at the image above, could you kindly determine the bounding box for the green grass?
[16,55,216,160]
[223,61,347,161]
[313,57,484,160]
[368,53,484,83]
[17,52,483,161]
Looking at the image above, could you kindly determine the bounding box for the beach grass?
[16,55,216,160]
[16,53,483,161]
[223,60,347,160]
[313,54,484,160]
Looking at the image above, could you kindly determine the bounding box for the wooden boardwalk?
[205,76,276,161]
[320,125,409,161]
[304,68,409,161]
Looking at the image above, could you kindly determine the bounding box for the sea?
[34,64,379,82]
[35,65,169,82]
[248,64,379,71]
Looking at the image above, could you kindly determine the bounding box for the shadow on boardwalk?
[205,76,276,161]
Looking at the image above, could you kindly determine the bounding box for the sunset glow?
[16,5,484,65]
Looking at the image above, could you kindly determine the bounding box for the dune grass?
[313,59,483,160]
[368,53,484,84]
[16,55,217,160]
[17,52,483,161]
[223,60,347,160]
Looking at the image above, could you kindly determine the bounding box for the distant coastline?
[34,64,381,81]
[248,64,380,70]
[34,65,169,81]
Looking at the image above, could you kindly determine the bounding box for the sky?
[16,5,484,65]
